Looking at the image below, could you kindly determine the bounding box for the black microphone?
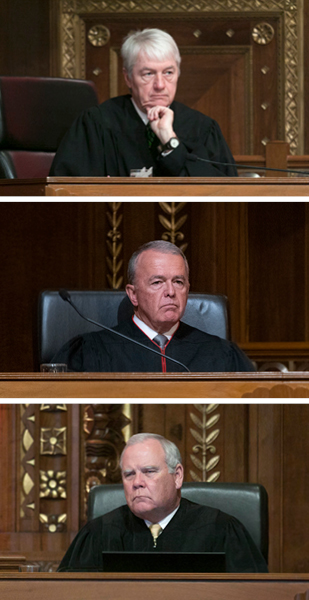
[59,289,190,372]
[187,153,309,176]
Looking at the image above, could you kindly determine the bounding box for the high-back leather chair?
[37,290,230,366]
[0,76,98,178]
[87,482,268,563]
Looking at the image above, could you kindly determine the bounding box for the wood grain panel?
[248,202,306,341]
[0,0,51,76]
[0,405,17,533]
[0,202,107,371]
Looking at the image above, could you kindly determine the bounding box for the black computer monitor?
[101,551,226,573]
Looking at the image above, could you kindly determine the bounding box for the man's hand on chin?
[147,106,176,145]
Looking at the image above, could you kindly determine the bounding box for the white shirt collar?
[145,505,180,530]
[131,98,148,125]
[133,314,178,340]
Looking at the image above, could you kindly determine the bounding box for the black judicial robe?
[52,319,253,373]
[49,94,238,177]
[58,498,268,573]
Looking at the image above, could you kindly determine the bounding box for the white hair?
[127,240,189,285]
[120,433,182,473]
[121,28,181,77]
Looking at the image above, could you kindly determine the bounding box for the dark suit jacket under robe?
[58,498,268,573]
[52,319,253,373]
[49,95,238,177]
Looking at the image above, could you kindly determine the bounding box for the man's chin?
[143,99,170,110]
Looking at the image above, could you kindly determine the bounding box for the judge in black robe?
[49,95,238,178]
[52,318,253,373]
[58,498,268,573]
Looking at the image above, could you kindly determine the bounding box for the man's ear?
[174,463,184,490]
[123,68,131,90]
[126,284,138,307]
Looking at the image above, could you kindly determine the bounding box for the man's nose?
[164,281,176,296]
[153,73,165,89]
[132,472,145,488]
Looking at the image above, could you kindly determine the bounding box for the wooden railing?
[235,141,309,176]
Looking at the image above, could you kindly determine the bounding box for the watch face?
[169,138,179,149]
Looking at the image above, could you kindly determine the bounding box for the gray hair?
[127,240,189,285]
[120,433,182,473]
[121,28,181,77]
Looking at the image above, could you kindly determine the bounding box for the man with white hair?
[58,433,268,573]
[50,28,237,177]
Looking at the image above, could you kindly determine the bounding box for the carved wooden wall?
[1,402,309,575]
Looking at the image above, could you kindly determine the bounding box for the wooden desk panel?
[0,554,26,572]
[1,176,309,196]
[1,372,309,398]
[1,573,309,600]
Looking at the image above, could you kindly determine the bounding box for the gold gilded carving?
[22,429,34,452]
[83,405,131,513]
[22,472,34,496]
[41,404,67,411]
[39,513,67,533]
[40,427,67,455]
[88,24,110,46]
[20,405,36,518]
[106,202,123,289]
[158,202,188,252]
[252,22,275,45]
[40,470,67,498]
[189,404,220,482]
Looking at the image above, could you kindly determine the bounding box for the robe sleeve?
[157,118,238,177]
[57,521,104,572]
[51,333,110,372]
[219,514,268,573]
[49,108,109,176]
[227,342,255,372]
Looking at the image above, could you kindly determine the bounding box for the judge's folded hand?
[147,106,176,144]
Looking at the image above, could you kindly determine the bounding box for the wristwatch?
[158,137,180,153]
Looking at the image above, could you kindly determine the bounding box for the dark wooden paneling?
[282,405,309,572]
[248,202,306,341]
[0,0,51,76]
[0,405,17,532]
[0,202,107,372]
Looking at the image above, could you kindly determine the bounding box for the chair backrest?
[37,290,229,365]
[0,76,98,178]
[88,482,268,562]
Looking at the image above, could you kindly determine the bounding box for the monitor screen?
[102,551,226,573]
